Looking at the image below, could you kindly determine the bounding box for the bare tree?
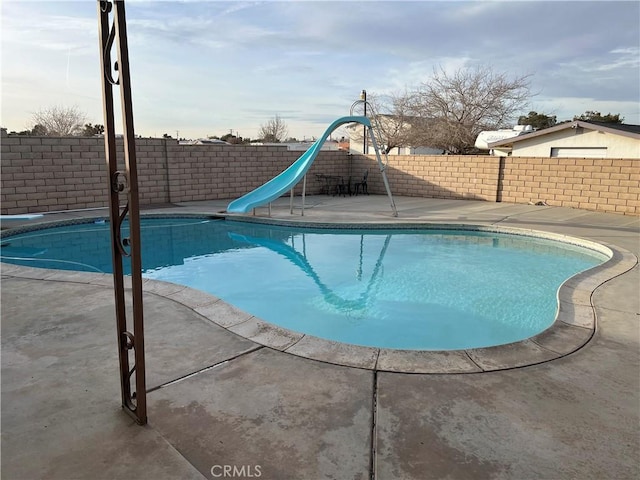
[371,91,419,153]
[258,114,288,143]
[30,105,87,136]
[410,66,532,153]
[349,91,424,154]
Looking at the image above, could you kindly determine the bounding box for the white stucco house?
[487,121,640,158]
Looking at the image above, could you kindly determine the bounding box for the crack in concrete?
[147,345,264,393]
[370,370,378,480]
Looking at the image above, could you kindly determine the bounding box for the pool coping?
[1,215,637,373]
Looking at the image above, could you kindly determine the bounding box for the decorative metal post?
[97,0,147,425]
[360,89,368,154]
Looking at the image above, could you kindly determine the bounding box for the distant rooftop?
[489,120,640,148]
[584,121,640,135]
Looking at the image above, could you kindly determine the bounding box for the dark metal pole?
[361,89,367,154]
[97,0,147,425]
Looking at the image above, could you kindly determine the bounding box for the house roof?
[488,120,640,148]
[586,121,640,134]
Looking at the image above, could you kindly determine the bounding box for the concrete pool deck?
[1,196,639,479]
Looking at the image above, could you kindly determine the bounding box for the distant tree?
[11,124,48,136]
[573,111,623,124]
[30,105,87,136]
[409,66,533,154]
[221,133,243,144]
[208,134,251,144]
[162,133,172,138]
[258,114,288,143]
[518,111,557,130]
[31,124,48,136]
[82,123,104,136]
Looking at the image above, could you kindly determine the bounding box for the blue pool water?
[1,218,608,350]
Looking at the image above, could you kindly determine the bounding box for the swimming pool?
[0,217,609,351]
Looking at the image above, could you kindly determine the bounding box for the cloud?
[560,47,640,73]
[375,57,474,95]
[3,5,96,55]
[533,96,640,123]
[2,0,639,139]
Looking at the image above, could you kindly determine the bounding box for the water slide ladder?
[349,98,398,216]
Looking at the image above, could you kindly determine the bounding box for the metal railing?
[97,0,147,425]
[350,100,398,217]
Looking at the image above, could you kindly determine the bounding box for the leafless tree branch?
[30,105,87,136]
[258,114,289,143]
[410,66,532,153]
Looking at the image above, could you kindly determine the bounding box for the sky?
[2,0,639,141]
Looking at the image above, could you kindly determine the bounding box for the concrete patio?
[1,196,639,480]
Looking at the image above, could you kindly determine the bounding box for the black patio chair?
[336,176,352,197]
[354,170,368,195]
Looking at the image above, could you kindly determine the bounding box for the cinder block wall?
[499,157,639,214]
[2,131,638,215]
[0,133,350,214]
[1,136,110,213]
[164,143,348,202]
[352,154,639,215]
[351,154,500,201]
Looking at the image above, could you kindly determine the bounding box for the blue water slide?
[227,115,371,213]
